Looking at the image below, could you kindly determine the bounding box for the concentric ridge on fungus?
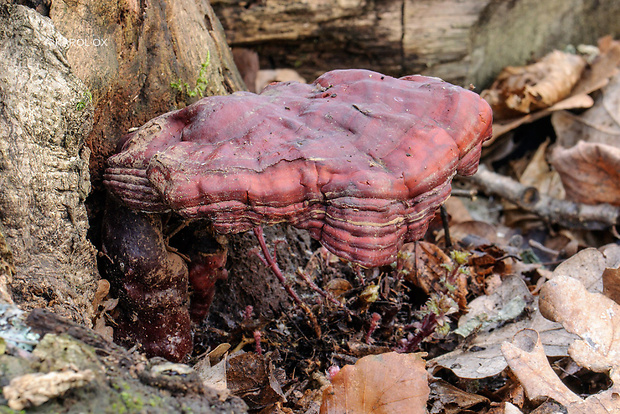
[105,69,492,267]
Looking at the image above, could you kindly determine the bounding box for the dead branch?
[463,165,620,230]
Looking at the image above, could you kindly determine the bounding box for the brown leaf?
[504,271,620,413]
[324,278,353,299]
[603,267,620,304]
[501,329,582,405]
[429,379,489,413]
[227,352,286,410]
[489,94,593,141]
[449,220,499,246]
[552,68,620,149]
[539,275,620,375]
[399,242,450,294]
[92,279,110,310]
[571,36,620,97]
[519,140,565,200]
[550,141,620,206]
[320,352,429,414]
[443,196,473,225]
[482,50,586,119]
[487,36,620,142]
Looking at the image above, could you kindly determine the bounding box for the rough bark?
[0,4,99,325]
[212,0,620,89]
[49,0,247,187]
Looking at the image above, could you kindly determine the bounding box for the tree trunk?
[212,0,620,89]
[49,0,247,187]
[0,4,99,325]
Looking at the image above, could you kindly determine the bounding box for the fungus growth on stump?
[102,69,492,361]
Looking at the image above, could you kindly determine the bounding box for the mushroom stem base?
[101,195,192,362]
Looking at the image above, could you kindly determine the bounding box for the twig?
[450,188,478,198]
[463,165,619,230]
[440,205,452,249]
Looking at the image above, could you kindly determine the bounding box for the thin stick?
[464,165,619,230]
[440,205,452,249]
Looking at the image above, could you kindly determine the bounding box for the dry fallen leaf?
[519,140,565,200]
[501,329,583,405]
[431,247,618,380]
[550,141,620,206]
[571,36,620,96]
[503,244,620,412]
[489,94,594,141]
[549,246,611,292]
[552,67,620,149]
[603,267,620,304]
[428,379,489,414]
[398,242,451,295]
[539,275,620,377]
[430,274,576,380]
[454,275,532,338]
[487,37,620,141]
[227,352,287,411]
[482,50,586,119]
[195,344,230,394]
[503,271,620,413]
[320,352,429,414]
[548,64,620,207]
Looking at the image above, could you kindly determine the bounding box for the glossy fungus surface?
[105,69,492,267]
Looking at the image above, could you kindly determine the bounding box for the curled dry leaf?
[320,352,429,414]
[432,246,620,381]
[488,36,620,141]
[501,329,582,405]
[429,379,489,413]
[550,140,620,206]
[549,69,620,207]
[227,352,286,411]
[538,275,620,377]
[398,242,451,295]
[552,69,620,149]
[504,250,620,412]
[519,140,565,200]
[482,50,586,119]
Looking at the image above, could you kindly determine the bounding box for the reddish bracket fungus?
[102,69,492,360]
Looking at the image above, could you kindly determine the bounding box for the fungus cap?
[105,69,492,267]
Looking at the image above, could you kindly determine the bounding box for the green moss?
[180,405,194,414]
[111,402,126,414]
[171,51,211,98]
[148,395,163,407]
[0,407,26,414]
[120,391,144,412]
[75,90,92,111]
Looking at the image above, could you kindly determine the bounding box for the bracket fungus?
[102,69,492,361]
